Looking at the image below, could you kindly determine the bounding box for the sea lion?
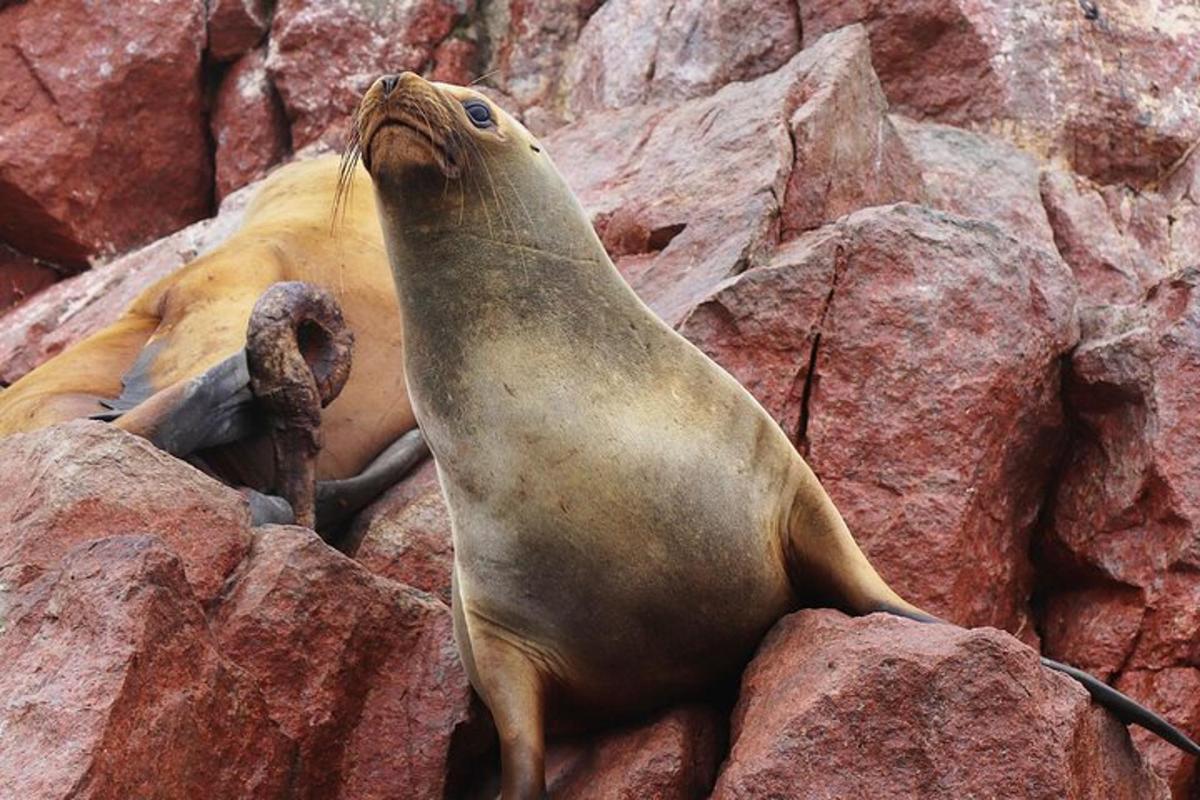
[0,155,425,528]
[349,73,1200,798]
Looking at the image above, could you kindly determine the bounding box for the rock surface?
[0,535,293,800]
[0,0,211,265]
[211,48,291,200]
[207,0,272,62]
[710,610,1168,799]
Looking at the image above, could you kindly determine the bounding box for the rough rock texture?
[565,0,801,117]
[0,243,59,315]
[211,48,291,200]
[547,705,725,800]
[0,535,293,800]
[680,204,1078,634]
[347,458,453,605]
[0,0,211,265]
[710,610,1168,799]
[212,525,474,800]
[0,179,254,386]
[550,25,921,324]
[0,422,254,604]
[267,0,465,149]
[1040,270,1200,795]
[801,0,1200,185]
[207,0,272,62]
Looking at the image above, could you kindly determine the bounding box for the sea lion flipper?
[315,428,429,531]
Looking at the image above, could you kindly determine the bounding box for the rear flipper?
[782,459,1200,757]
[315,428,429,531]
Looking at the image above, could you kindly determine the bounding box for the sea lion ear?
[462,99,494,129]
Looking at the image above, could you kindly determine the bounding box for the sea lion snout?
[352,71,462,180]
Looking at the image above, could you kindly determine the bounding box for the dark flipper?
[246,281,354,530]
[315,428,429,531]
[242,488,296,527]
[1042,657,1200,755]
[878,604,1200,756]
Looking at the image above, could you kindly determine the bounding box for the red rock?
[549,26,918,324]
[1039,584,1146,681]
[207,0,271,62]
[427,36,478,86]
[346,458,454,605]
[212,525,475,800]
[546,704,724,800]
[565,0,800,116]
[0,421,254,604]
[801,1,1200,185]
[0,535,293,799]
[267,0,464,149]
[0,242,60,315]
[0,0,211,265]
[211,48,291,200]
[1043,271,1200,791]
[680,204,1078,633]
[890,114,1055,247]
[710,610,1167,799]
[0,180,255,386]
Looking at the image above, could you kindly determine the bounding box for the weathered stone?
[0,0,211,265]
[207,0,272,62]
[802,0,1200,185]
[0,421,254,604]
[347,458,453,605]
[212,48,291,200]
[710,610,1167,799]
[267,0,465,149]
[0,242,60,315]
[680,204,1078,633]
[0,535,293,800]
[1117,668,1200,799]
[212,525,475,800]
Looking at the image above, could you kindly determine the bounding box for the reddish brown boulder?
[212,525,475,800]
[711,610,1167,799]
[0,179,255,385]
[1041,269,1200,793]
[565,0,800,116]
[680,204,1078,633]
[549,26,920,324]
[891,114,1055,248]
[267,0,464,149]
[211,48,291,200]
[0,242,60,314]
[0,0,211,265]
[801,0,1200,185]
[207,0,271,62]
[427,36,478,86]
[0,535,293,800]
[546,704,725,799]
[346,458,453,604]
[0,421,254,604]
[1117,669,1200,799]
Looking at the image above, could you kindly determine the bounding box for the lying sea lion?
[0,155,425,528]
[348,73,1200,798]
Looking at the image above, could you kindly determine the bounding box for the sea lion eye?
[463,100,493,128]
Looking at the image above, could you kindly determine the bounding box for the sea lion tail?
[878,604,1200,756]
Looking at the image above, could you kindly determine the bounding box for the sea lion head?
[344,72,603,266]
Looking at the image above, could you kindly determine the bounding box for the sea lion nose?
[379,74,399,96]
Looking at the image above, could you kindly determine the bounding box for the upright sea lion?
[0,155,425,528]
[349,73,1200,798]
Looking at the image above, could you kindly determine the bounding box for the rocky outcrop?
[711,610,1167,799]
[0,0,211,266]
[211,48,291,200]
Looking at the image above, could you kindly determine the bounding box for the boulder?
[207,0,272,62]
[801,0,1200,185]
[346,458,454,605]
[0,0,211,265]
[211,48,291,201]
[267,0,465,149]
[564,0,800,117]
[0,421,254,605]
[549,25,921,324]
[211,525,475,800]
[0,242,60,315]
[680,204,1078,633]
[0,178,255,386]
[710,610,1167,799]
[0,535,293,800]
[1041,269,1200,793]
